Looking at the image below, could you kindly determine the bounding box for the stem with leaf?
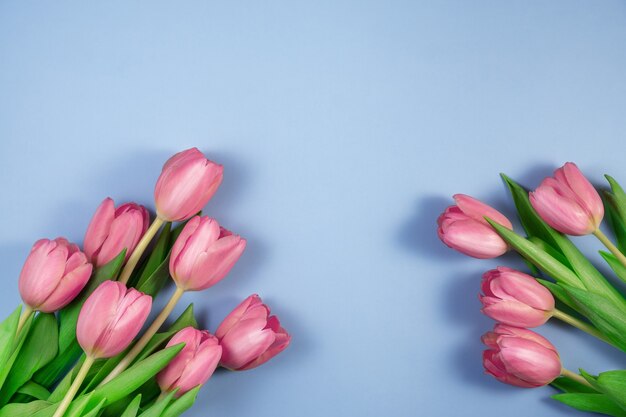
[552,309,616,347]
[118,217,166,284]
[52,356,95,417]
[593,229,626,271]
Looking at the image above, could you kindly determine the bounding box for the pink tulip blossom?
[480,267,555,327]
[154,148,224,222]
[157,327,222,397]
[77,280,152,359]
[18,238,93,313]
[83,198,150,267]
[169,216,246,291]
[437,194,513,258]
[482,324,561,388]
[530,162,604,235]
[216,295,290,371]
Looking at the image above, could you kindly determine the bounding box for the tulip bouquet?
[0,148,290,417]
[438,162,626,416]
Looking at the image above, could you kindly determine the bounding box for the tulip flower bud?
[157,327,222,397]
[169,216,246,291]
[216,295,291,371]
[437,194,513,259]
[530,162,604,236]
[77,280,152,359]
[154,148,224,222]
[18,238,93,313]
[84,198,150,267]
[482,324,561,388]
[480,267,555,327]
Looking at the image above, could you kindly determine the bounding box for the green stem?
[561,368,593,388]
[52,356,95,417]
[118,217,165,284]
[98,286,185,386]
[552,309,616,347]
[593,229,626,270]
[16,305,33,337]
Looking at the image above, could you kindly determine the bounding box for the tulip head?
[77,280,152,359]
[18,238,93,313]
[480,267,554,327]
[216,295,291,371]
[157,327,222,397]
[169,216,246,291]
[154,148,224,222]
[437,194,513,258]
[530,162,604,236]
[84,198,150,267]
[482,324,561,388]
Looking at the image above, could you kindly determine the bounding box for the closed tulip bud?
[530,162,604,236]
[157,327,222,397]
[77,280,152,359]
[154,148,224,222]
[216,295,291,371]
[19,238,93,313]
[437,194,513,259]
[480,267,555,327]
[482,324,561,388]
[84,198,150,267]
[169,216,246,291]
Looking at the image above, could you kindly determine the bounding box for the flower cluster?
[0,148,290,417]
[438,162,626,416]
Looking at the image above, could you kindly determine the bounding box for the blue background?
[1,1,626,416]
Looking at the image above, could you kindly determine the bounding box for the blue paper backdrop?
[1,1,626,416]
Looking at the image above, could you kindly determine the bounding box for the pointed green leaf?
[552,393,626,416]
[0,313,58,405]
[595,370,626,410]
[551,376,597,394]
[537,279,579,312]
[0,306,23,389]
[486,219,583,288]
[563,286,626,352]
[48,370,73,403]
[16,381,51,401]
[0,400,52,417]
[134,224,172,289]
[600,251,626,284]
[139,390,176,417]
[120,394,142,417]
[161,386,200,417]
[90,344,184,407]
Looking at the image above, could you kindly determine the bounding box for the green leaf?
[161,386,200,417]
[48,371,73,403]
[552,393,626,416]
[139,390,176,417]
[134,223,172,290]
[604,191,626,254]
[0,400,52,417]
[0,306,23,389]
[32,341,83,389]
[600,251,626,284]
[120,394,142,417]
[486,219,584,288]
[0,313,58,405]
[563,286,626,352]
[58,250,126,352]
[90,344,184,407]
[595,370,626,410]
[551,376,597,394]
[16,382,51,401]
[69,396,104,417]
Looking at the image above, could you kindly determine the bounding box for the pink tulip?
[77,280,152,359]
[216,295,291,371]
[157,327,222,397]
[482,324,561,388]
[480,267,554,327]
[83,198,150,267]
[530,162,604,235]
[154,148,224,222]
[18,238,93,313]
[437,194,513,258]
[169,216,246,291]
